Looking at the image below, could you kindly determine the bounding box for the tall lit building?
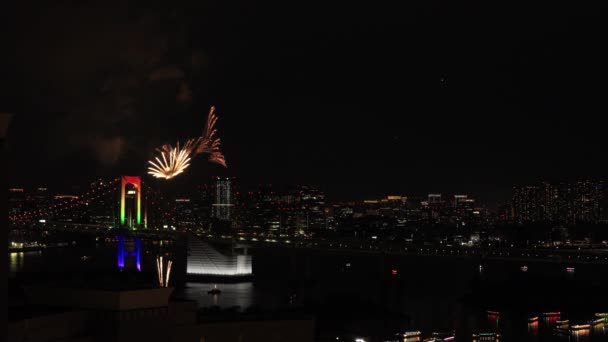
[175,198,195,229]
[572,179,603,223]
[53,194,83,223]
[299,185,326,231]
[8,188,25,216]
[211,176,234,221]
[426,194,444,221]
[453,195,468,207]
[428,194,442,205]
[87,180,117,226]
[512,186,542,223]
[513,179,604,224]
[540,181,559,221]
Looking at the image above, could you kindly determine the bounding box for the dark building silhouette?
[9,285,313,342]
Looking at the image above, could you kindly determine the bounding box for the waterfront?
[8,241,608,341]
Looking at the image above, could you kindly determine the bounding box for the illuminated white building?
[186,237,252,277]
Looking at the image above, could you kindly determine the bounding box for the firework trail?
[195,106,227,167]
[147,106,227,179]
[156,255,173,287]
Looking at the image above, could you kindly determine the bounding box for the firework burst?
[196,106,227,167]
[147,106,227,180]
[147,139,197,179]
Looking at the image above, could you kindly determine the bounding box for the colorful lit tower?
[117,235,141,271]
[120,176,142,229]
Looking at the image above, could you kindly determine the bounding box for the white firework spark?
[147,139,196,179]
[156,255,173,287]
[147,106,227,180]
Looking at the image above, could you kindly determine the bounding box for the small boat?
[520,265,528,272]
[528,316,539,323]
[81,255,90,261]
[430,331,455,341]
[566,267,575,273]
[403,331,421,338]
[486,310,500,316]
[589,318,605,325]
[556,319,569,325]
[472,333,500,341]
[570,324,590,331]
[594,313,608,323]
[207,285,221,295]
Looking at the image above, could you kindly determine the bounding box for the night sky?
[3,2,607,205]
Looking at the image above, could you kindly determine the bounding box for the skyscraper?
[211,176,234,221]
[572,179,603,223]
[513,179,604,224]
[512,186,542,223]
[299,185,326,232]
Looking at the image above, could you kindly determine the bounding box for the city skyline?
[6,2,608,342]
[3,2,607,205]
[9,175,605,226]
[7,174,606,208]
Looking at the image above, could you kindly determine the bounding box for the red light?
[391,269,398,276]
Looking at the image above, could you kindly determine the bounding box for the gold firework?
[147,139,197,179]
[196,106,227,168]
[147,106,227,180]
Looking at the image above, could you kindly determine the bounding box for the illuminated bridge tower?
[120,176,143,230]
[117,235,141,271]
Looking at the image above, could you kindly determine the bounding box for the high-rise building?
[53,194,84,223]
[190,184,212,229]
[426,194,444,221]
[211,176,234,221]
[540,181,559,221]
[175,198,195,229]
[87,180,117,226]
[453,194,468,208]
[513,179,604,224]
[299,185,326,232]
[428,194,442,205]
[8,188,25,216]
[512,186,542,223]
[453,194,475,221]
[572,179,603,223]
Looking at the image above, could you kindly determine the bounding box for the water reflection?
[591,322,604,335]
[116,235,141,271]
[527,320,538,336]
[9,252,25,274]
[571,328,591,341]
[486,311,500,330]
[182,282,254,312]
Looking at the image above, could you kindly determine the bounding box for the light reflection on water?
[527,321,539,336]
[591,322,606,338]
[180,282,254,311]
[9,251,41,274]
[8,247,608,341]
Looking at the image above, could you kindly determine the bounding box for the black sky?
[3,1,607,205]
